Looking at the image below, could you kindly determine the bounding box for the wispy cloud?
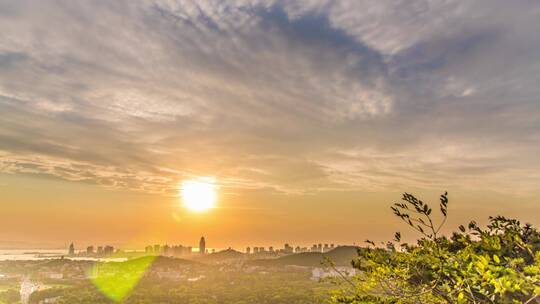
[1,0,539,195]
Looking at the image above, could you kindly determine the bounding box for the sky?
[1,0,540,250]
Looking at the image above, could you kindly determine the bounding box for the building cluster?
[68,243,115,256]
[310,243,336,253]
[145,244,193,256]
[246,243,337,254]
[311,266,356,281]
[86,245,115,256]
[144,237,207,256]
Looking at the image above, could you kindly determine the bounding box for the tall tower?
[199,237,206,255]
[68,243,75,255]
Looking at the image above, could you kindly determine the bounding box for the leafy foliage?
[331,192,540,304]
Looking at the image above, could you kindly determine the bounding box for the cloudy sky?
[1,0,540,249]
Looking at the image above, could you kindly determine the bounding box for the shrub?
[331,192,540,304]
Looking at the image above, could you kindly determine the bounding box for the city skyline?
[47,234,349,254]
[63,237,346,254]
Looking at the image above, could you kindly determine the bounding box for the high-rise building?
[163,245,170,256]
[104,245,114,255]
[199,237,206,255]
[246,247,251,254]
[86,246,94,255]
[284,243,293,254]
[97,246,103,255]
[68,243,75,255]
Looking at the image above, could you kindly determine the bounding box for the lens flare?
[90,256,155,302]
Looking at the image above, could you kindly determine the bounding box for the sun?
[180,178,217,212]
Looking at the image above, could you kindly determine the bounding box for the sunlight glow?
[180,178,217,212]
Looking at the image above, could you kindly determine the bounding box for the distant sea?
[0,249,127,262]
